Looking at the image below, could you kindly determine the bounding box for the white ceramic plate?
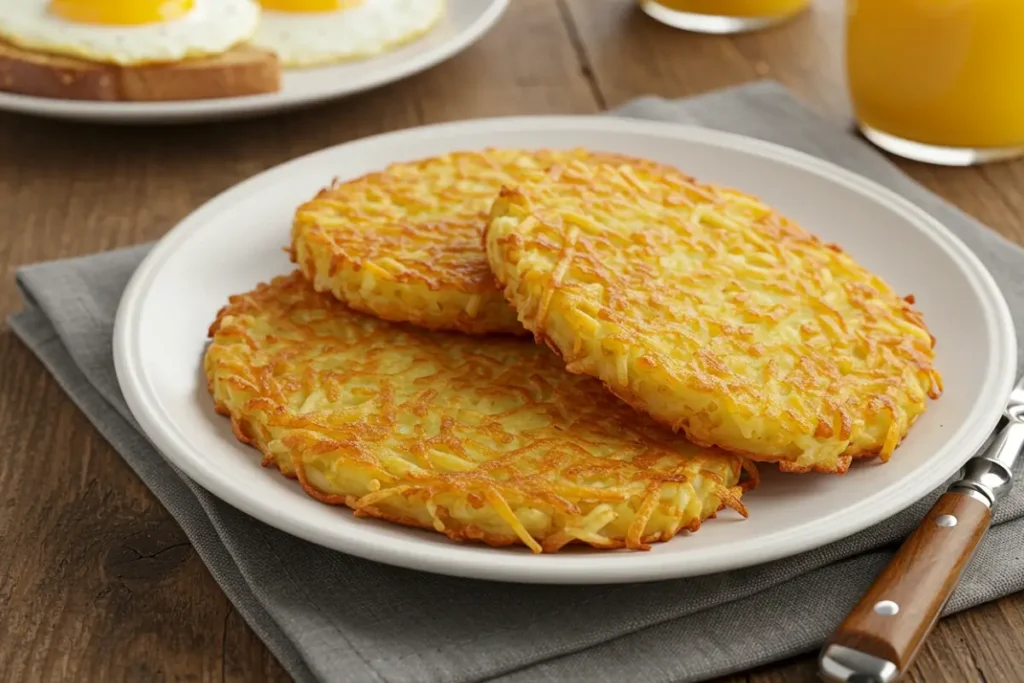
[113,116,1016,584]
[0,0,507,124]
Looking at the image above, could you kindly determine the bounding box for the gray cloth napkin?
[9,81,1024,683]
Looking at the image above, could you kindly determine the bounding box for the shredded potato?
[290,148,669,336]
[485,158,942,474]
[204,272,756,553]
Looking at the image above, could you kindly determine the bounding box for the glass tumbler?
[639,0,811,34]
[846,0,1024,166]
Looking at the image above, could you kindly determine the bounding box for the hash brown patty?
[204,272,756,553]
[290,148,659,336]
[485,156,942,474]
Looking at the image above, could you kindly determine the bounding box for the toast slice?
[0,39,281,102]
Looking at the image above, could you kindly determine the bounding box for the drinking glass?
[639,0,811,34]
[846,0,1024,165]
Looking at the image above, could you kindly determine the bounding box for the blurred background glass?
[638,0,811,34]
[846,0,1024,165]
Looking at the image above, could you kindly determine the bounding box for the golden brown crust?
[0,39,280,102]
[249,441,736,553]
[204,272,756,553]
[290,149,671,336]
[484,159,942,475]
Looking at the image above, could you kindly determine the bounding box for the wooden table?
[1,1,1022,681]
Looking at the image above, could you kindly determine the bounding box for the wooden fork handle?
[822,490,991,679]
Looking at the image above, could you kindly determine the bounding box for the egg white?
[0,0,261,66]
[252,0,445,68]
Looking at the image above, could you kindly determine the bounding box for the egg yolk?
[50,0,194,25]
[259,0,364,11]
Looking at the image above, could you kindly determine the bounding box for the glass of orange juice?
[639,0,811,34]
[846,0,1024,165]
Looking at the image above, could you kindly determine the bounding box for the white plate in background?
[113,116,1016,583]
[0,0,508,124]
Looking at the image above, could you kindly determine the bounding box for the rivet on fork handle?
[818,491,991,682]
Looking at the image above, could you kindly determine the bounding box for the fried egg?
[0,0,260,66]
[252,0,444,68]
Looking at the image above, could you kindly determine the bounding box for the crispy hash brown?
[204,272,756,553]
[290,148,660,336]
[485,158,942,474]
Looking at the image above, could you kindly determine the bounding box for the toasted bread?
[0,39,280,102]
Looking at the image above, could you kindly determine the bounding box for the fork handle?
[821,490,990,679]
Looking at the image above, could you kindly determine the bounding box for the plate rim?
[0,0,509,124]
[113,114,1018,584]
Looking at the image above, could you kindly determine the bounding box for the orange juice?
[847,0,1024,159]
[640,0,810,32]
[649,0,809,17]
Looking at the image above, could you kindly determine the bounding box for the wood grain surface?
[1,1,1022,681]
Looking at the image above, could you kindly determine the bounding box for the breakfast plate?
[0,0,508,124]
[113,116,1016,584]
